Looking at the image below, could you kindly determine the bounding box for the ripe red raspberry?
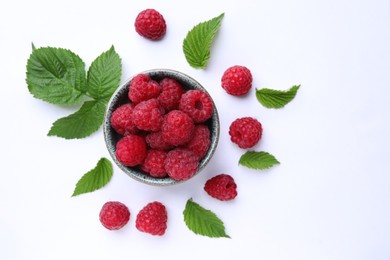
[185,125,211,159]
[179,90,214,123]
[164,148,199,181]
[128,74,161,104]
[136,201,168,236]
[116,134,147,166]
[145,131,174,151]
[134,9,166,40]
[158,78,184,111]
[161,110,195,146]
[229,117,262,149]
[110,103,138,135]
[141,149,168,178]
[99,201,130,230]
[131,99,163,132]
[204,174,237,201]
[221,65,252,96]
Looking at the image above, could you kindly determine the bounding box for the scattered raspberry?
[141,149,168,178]
[185,125,211,159]
[134,9,166,40]
[161,110,195,146]
[110,103,138,135]
[164,148,199,181]
[99,201,130,230]
[204,174,237,201]
[132,99,163,132]
[136,201,168,236]
[179,90,213,123]
[115,134,147,166]
[128,74,161,104]
[145,131,174,151]
[158,78,184,111]
[229,117,262,149]
[221,65,253,96]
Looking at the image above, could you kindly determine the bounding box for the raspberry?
[221,65,253,96]
[161,110,194,146]
[164,148,199,181]
[229,117,262,149]
[145,131,174,151]
[131,99,163,132]
[110,103,138,135]
[115,134,147,166]
[134,9,166,40]
[204,174,237,201]
[128,74,161,104]
[141,149,168,178]
[179,90,213,123]
[185,125,211,159]
[158,78,184,111]
[99,201,130,230]
[136,201,168,236]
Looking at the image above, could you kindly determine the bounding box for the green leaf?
[183,198,230,238]
[48,100,106,139]
[87,46,122,100]
[183,13,224,69]
[26,47,87,105]
[239,151,280,170]
[72,158,113,197]
[256,85,300,109]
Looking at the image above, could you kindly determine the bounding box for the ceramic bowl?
[103,69,220,186]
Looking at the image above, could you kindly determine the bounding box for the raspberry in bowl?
[103,69,220,186]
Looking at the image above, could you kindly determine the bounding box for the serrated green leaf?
[72,158,113,197]
[48,100,106,139]
[183,13,224,69]
[26,47,87,105]
[87,46,122,100]
[183,198,230,238]
[239,151,280,170]
[256,85,300,109]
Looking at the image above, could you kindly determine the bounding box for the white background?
[1,0,390,259]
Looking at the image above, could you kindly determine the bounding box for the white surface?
[1,0,390,259]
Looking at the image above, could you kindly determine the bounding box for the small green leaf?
[26,47,87,105]
[48,100,106,139]
[183,198,230,238]
[239,151,280,170]
[183,13,224,69]
[72,158,113,197]
[256,85,300,109]
[87,46,122,100]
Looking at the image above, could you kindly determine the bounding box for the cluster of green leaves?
[26,45,121,139]
[26,45,122,196]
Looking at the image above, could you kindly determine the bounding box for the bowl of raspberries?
[103,69,220,186]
